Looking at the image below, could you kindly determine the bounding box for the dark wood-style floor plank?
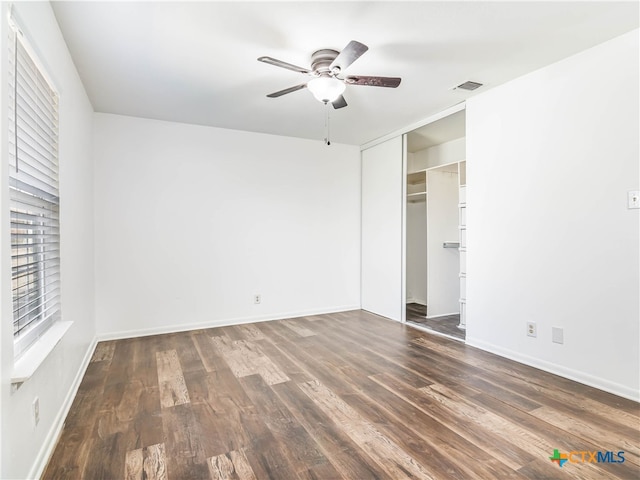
[162,403,209,479]
[239,374,338,477]
[43,310,640,480]
[207,448,256,480]
[271,380,391,480]
[298,378,436,479]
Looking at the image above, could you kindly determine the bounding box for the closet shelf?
[407,171,427,185]
[407,192,426,203]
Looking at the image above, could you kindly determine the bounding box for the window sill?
[11,321,73,386]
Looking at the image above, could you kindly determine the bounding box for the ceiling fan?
[258,40,401,109]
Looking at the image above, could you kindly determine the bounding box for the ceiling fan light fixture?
[307,76,346,103]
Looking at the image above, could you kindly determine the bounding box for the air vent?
[456,81,483,91]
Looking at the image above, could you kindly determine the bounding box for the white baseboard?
[406,299,426,306]
[466,336,640,403]
[28,336,99,480]
[97,304,361,342]
[426,311,459,319]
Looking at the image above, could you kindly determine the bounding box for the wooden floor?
[43,310,639,479]
[406,303,465,341]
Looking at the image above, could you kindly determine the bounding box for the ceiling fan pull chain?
[324,101,331,146]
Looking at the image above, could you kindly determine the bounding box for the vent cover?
[456,81,483,91]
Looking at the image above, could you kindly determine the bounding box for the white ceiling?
[50,1,638,146]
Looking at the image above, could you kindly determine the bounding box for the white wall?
[466,30,639,400]
[0,3,95,478]
[93,114,361,337]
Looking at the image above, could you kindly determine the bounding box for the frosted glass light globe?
[307,77,346,103]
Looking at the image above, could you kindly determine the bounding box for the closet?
[405,109,466,338]
[359,105,466,333]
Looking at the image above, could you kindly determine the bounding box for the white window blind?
[8,27,61,358]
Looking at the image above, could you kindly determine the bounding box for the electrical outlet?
[527,322,537,338]
[32,397,40,426]
[254,294,261,304]
[628,191,640,209]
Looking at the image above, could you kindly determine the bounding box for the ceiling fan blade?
[266,83,307,98]
[258,56,310,75]
[330,40,368,72]
[345,76,402,88]
[332,95,348,109]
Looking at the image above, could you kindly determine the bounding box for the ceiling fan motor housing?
[311,49,340,75]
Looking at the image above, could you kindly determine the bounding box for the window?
[8,27,61,358]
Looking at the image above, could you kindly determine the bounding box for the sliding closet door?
[361,137,404,321]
